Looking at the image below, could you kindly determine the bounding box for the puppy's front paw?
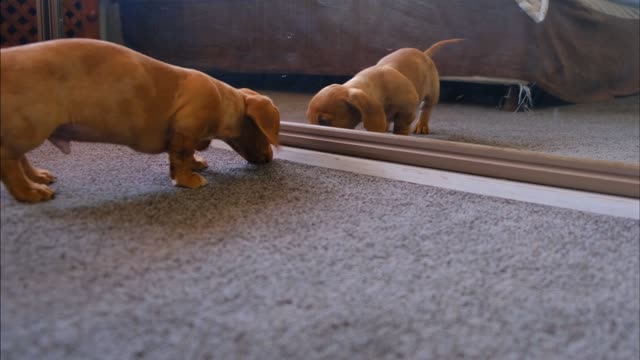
[29,168,56,184]
[192,155,208,172]
[13,183,55,203]
[172,172,208,189]
[413,122,430,135]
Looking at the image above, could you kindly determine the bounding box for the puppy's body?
[307,39,463,135]
[1,39,280,203]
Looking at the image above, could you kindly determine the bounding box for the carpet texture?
[267,91,640,164]
[1,143,639,360]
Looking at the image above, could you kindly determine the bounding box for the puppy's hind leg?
[413,99,435,135]
[21,155,56,184]
[0,110,59,201]
[1,150,54,202]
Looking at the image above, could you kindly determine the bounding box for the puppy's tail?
[424,38,464,58]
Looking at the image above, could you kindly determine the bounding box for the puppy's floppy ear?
[244,93,281,146]
[239,88,259,96]
[345,88,387,132]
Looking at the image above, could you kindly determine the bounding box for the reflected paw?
[413,122,430,135]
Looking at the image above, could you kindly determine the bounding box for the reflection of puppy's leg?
[392,112,416,135]
[414,99,436,135]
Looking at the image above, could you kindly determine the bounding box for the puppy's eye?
[318,116,331,126]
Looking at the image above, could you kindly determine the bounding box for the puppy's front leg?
[169,154,208,176]
[168,133,208,189]
[190,139,210,172]
[191,154,208,172]
[191,139,210,172]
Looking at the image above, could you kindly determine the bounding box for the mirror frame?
[280,123,640,198]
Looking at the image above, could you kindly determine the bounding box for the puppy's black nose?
[318,117,331,126]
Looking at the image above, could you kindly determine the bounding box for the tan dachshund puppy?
[1,39,280,203]
[307,39,463,135]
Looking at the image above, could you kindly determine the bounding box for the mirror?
[107,1,639,166]
[261,83,639,164]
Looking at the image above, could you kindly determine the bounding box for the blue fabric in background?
[611,0,640,7]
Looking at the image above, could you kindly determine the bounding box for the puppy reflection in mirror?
[307,39,463,135]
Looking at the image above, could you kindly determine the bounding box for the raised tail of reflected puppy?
[424,38,464,58]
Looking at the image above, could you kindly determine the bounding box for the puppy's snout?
[251,154,272,164]
[317,116,331,126]
[248,148,273,164]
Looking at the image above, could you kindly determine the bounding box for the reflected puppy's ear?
[307,84,340,124]
[244,93,281,147]
[345,88,387,132]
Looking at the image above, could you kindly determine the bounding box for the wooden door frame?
[35,0,63,41]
